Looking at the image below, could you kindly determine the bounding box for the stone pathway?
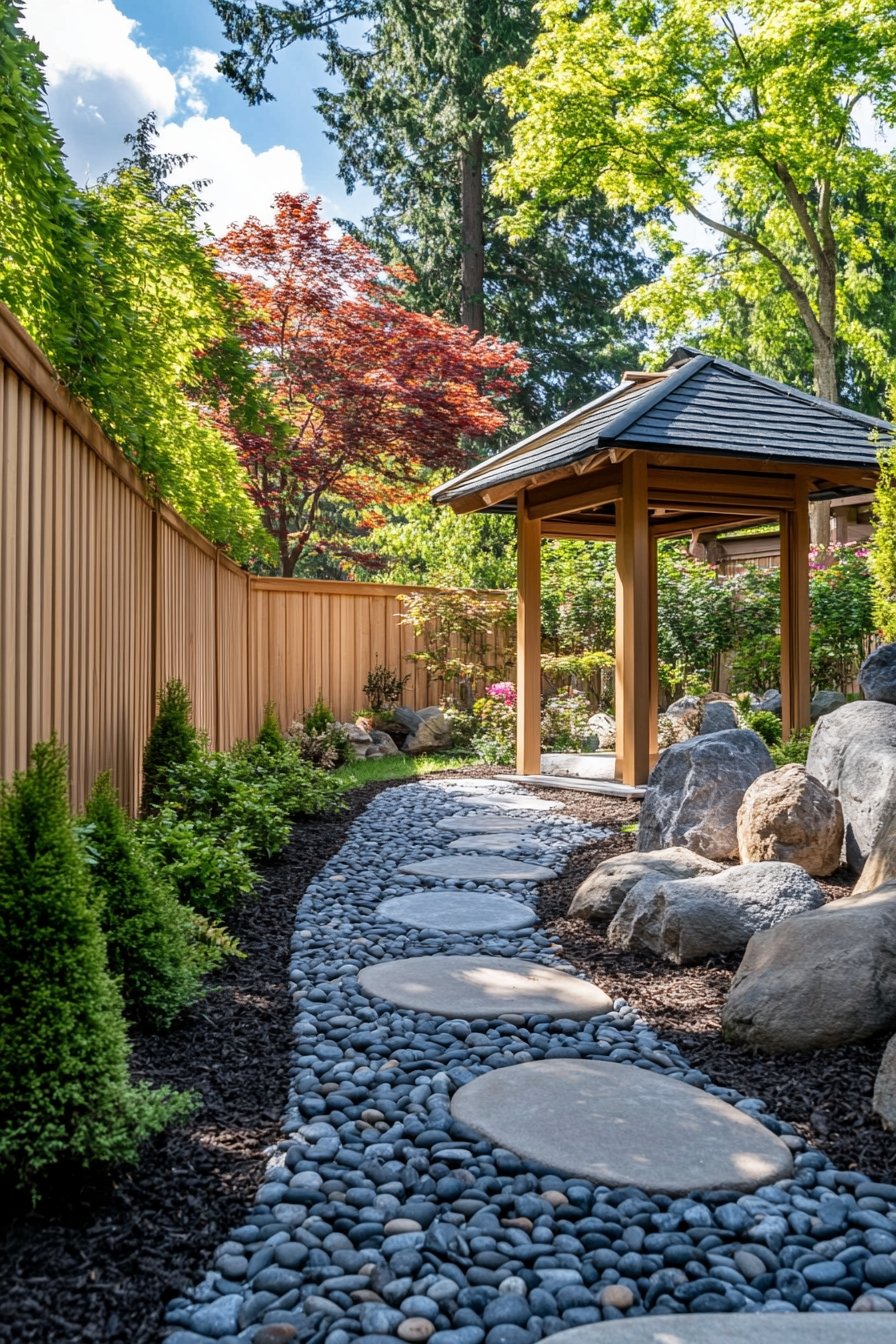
[165,779,896,1344]
[377,893,538,935]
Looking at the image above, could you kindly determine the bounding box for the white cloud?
[158,117,304,235]
[20,0,304,222]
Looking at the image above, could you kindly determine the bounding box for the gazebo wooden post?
[648,534,659,767]
[516,495,542,775]
[614,455,652,786]
[779,478,811,739]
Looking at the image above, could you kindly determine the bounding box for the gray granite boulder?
[806,699,896,870]
[736,764,843,876]
[810,689,846,721]
[567,847,721,922]
[697,700,738,735]
[759,689,782,716]
[859,642,896,704]
[608,862,825,964]
[393,706,423,732]
[873,1033,896,1131]
[370,729,402,756]
[637,729,774,860]
[583,712,615,751]
[404,709,451,754]
[722,883,896,1051]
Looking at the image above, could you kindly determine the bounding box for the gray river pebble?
[164,779,896,1342]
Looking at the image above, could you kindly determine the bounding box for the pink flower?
[487,681,517,707]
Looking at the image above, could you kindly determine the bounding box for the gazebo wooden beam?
[516,496,541,775]
[526,476,624,521]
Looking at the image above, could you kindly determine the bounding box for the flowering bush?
[471,686,517,764]
[486,681,517,707]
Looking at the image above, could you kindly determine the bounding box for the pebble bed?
[165,780,896,1344]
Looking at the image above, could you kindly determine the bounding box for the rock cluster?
[607,863,824,965]
[637,730,774,860]
[568,849,721,924]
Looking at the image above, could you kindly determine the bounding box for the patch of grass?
[333,753,475,789]
[620,822,639,834]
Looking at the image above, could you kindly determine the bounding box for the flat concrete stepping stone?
[451,1059,794,1195]
[450,794,563,812]
[399,855,559,882]
[377,891,538,933]
[546,1319,896,1343]
[446,833,541,855]
[436,815,544,834]
[359,955,613,1020]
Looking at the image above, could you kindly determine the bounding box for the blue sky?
[21,0,375,234]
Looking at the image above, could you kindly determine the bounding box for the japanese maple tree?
[213,193,525,575]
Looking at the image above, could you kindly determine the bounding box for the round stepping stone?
[451,1059,794,1195]
[377,891,537,933]
[451,794,562,812]
[545,1319,896,1344]
[359,955,612,1020]
[446,833,540,855]
[436,815,544,834]
[399,855,558,882]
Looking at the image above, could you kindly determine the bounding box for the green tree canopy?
[495,0,896,422]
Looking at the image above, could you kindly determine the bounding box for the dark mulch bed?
[532,789,896,1184]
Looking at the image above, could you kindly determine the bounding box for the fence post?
[214,547,221,749]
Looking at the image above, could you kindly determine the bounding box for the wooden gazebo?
[433,349,890,786]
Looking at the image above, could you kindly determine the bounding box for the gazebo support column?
[780,480,811,740]
[614,455,652,786]
[516,498,541,775]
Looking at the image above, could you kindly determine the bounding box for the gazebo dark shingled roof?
[431,346,890,791]
[433,347,893,509]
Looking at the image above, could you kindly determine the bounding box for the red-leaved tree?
[213,193,525,575]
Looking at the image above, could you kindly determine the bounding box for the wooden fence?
[0,302,508,814]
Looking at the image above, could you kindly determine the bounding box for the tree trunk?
[809,328,838,549]
[460,132,484,335]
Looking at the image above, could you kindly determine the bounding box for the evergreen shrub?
[141,679,200,817]
[0,739,190,1197]
[84,774,231,1029]
[256,700,284,754]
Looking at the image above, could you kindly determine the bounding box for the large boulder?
[806,699,896,871]
[665,695,702,741]
[637,729,774,860]
[608,862,825,964]
[810,689,846,721]
[404,708,451,754]
[859,642,896,704]
[736,764,844,876]
[568,847,721,922]
[872,1034,896,1131]
[583,712,615,751]
[698,700,738,735]
[393,706,423,733]
[370,729,402,757]
[721,883,896,1052]
[758,689,782,717]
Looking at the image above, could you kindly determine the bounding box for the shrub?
[471,688,517,765]
[287,700,352,768]
[0,739,190,1196]
[740,709,782,748]
[729,633,782,696]
[163,752,293,860]
[771,729,813,766]
[141,679,200,817]
[231,740,347,818]
[83,774,229,1030]
[362,661,411,714]
[541,690,592,752]
[304,694,336,733]
[139,808,256,920]
[256,700,285,755]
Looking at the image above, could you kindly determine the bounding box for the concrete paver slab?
[435,815,544,834]
[450,794,564,812]
[446,833,540,855]
[546,1319,896,1343]
[399,855,558,882]
[377,890,538,933]
[451,1059,794,1195]
[359,955,613,1020]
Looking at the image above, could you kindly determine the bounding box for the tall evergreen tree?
[210,0,654,424]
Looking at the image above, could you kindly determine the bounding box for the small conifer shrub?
[0,739,191,1197]
[256,700,284,754]
[141,679,200,817]
[84,774,231,1029]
